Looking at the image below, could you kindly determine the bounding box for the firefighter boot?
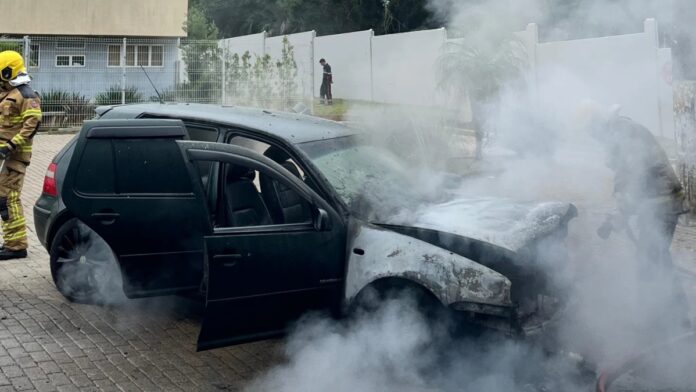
[0,248,26,260]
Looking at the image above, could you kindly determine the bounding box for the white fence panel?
[265,31,315,99]
[313,30,373,101]
[220,32,266,57]
[371,28,447,106]
[530,19,673,138]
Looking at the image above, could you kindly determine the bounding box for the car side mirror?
[314,208,331,231]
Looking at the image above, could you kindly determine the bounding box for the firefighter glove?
[0,145,10,160]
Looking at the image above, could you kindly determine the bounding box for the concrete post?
[22,36,30,65]
[221,48,227,105]
[310,30,316,114]
[121,37,127,105]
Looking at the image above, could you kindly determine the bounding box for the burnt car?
[33,103,577,350]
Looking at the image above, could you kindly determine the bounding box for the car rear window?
[74,138,193,195]
[112,139,192,194]
[75,139,115,194]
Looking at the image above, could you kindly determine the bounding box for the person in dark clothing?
[319,58,332,105]
[593,114,686,268]
[590,109,690,329]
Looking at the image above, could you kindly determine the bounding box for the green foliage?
[185,2,219,40]
[94,86,144,105]
[437,35,527,159]
[39,89,95,127]
[0,41,22,53]
[276,36,298,104]
[224,36,300,110]
[438,38,527,104]
[197,0,439,37]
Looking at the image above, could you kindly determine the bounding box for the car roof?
[101,103,357,144]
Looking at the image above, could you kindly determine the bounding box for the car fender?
[345,224,513,308]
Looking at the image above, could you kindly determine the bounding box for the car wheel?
[49,218,124,304]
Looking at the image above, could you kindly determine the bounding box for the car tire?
[49,218,125,304]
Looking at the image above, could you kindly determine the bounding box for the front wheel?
[49,218,125,304]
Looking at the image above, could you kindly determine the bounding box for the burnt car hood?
[381,197,576,253]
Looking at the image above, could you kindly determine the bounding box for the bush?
[94,85,144,105]
[39,89,95,127]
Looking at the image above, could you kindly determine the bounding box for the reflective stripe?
[4,230,27,241]
[21,109,41,116]
[17,146,31,153]
[10,135,26,147]
[2,218,26,230]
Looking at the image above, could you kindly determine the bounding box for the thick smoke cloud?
[245,295,590,392]
[246,1,694,391]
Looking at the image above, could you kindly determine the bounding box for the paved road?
[2,134,695,391]
[1,134,281,392]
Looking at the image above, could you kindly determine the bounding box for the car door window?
[195,158,314,228]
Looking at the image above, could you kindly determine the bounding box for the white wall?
[220,32,266,57]
[371,28,447,106]
[313,30,373,101]
[266,31,316,99]
[523,19,674,138]
[214,21,674,135]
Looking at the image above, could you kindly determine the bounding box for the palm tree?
[438,36,527,159]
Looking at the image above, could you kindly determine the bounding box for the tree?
[179,1,223,102]
[185,0,220,40]
[438,37,527,159]
[197,0,439,38]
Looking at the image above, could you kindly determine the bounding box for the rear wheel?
[49,218,125,304]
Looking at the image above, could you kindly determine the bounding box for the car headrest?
[226,165,256,182]
[263,146,290,163]
[280,161,301,178]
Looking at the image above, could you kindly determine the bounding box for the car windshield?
[298,136,438,219]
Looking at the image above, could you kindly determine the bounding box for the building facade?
[0,0,188,100]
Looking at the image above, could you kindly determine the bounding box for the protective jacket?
[602,116,684,216]
[0,80,41,251]
[0,83,41,171]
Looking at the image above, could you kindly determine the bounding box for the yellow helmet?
[0,51,25,81]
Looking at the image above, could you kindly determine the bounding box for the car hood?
[382,197,576,253]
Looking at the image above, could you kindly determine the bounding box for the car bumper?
[33,203,53,249]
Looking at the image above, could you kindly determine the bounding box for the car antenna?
[140,65,164,104]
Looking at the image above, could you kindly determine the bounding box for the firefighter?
[590,110,686,268]
[319,58,333,105]
[586,105,689,328]
[0,51,41,260]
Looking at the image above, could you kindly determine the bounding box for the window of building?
[28,44,39,68]
[55,55,85,67]
[107,45,121,66]
[109,45,164,67]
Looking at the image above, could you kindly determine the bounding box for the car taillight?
[42,163,57,197]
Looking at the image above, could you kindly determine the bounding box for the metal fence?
[0,35,308,129]
[675,81,696,212]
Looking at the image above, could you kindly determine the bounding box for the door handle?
[91,210,120,225]
[214,253,244,268]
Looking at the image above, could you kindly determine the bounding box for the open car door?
[177,141,347,351]
[62,119,210,297]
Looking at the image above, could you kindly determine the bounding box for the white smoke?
[245,1,694,391]
[245,294,591,392]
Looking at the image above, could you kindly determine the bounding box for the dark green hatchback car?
[34,103,576,350]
